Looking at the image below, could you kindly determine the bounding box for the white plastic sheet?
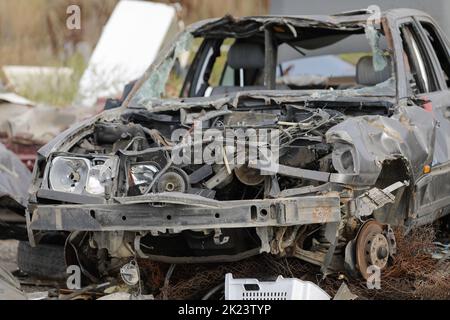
[76,0,177,107]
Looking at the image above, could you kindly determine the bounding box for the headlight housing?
[47,156,117,195]
[128,163,159,195]
[331,144,358,174]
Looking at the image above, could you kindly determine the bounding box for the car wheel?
[355,220,392,279]
[17,241,67,280]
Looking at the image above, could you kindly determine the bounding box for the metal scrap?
[355,181,409,217]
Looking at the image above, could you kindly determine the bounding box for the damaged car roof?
[189,8,433,33]
[123,9,407,110]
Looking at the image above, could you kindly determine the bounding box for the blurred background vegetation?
[0,0,269,66]
[0,0,269,105]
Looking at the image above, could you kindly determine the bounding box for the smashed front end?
[28,93,429,278]
[27,102,345,271]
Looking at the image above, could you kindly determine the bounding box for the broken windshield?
[127,20,395,110]
[128,32,195,107]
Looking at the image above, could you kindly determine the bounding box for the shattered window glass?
[129,32,195,107]
[365,24,388,72]
[128,23,396,109]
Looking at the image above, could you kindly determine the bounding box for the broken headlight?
[130,164,159,185]
[128,163,159,194]
[48,156,117,195]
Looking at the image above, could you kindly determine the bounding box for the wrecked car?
[26,9,450,280]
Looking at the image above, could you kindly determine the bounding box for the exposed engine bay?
[29,96,405,279]
[69,102,348,200]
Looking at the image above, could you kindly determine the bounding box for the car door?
[414,17,450,222]
[398,17,450,224]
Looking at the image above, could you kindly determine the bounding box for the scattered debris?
[2,66,74,98]
[25,291,49,300]
[97,292,134,300]
[59,282,115,300]
[333,282,358,300]
[0,93,91,170]
[0,92,34,106]
[355,181,409,217]
[431,242,450,261]
[0,264,26,300]
[120,260,140,286]
[98,292,154,300]
[224,273,330,300]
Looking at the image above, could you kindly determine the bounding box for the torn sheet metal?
[191,14,365,38]
[333,282,358,300]
[355,181,409,217]
[326,105,435,185]
[0,264,27,300]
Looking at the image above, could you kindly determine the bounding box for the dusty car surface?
[26,9,450,280]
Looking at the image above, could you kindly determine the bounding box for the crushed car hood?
[35,89,435,188]
[127,89,396,112]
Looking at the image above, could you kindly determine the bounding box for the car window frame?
[414,16,450,91]
[394,17,441,96]
[181,38,224,98]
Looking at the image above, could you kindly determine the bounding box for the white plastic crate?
[224,273,331,300]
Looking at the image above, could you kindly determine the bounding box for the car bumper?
[28,192,341,233]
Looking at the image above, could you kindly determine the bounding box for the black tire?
[17,241,66,280]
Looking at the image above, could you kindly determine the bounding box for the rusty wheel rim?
[356,221,390,279]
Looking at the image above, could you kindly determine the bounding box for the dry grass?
[0,0,268,68]
[0,0,117,105]
[137,224,450,300]
[0,0,117,67]
[336,225,450,300]
[381,226,450,299]
[137,254,314,300]
[0,0,268,105]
